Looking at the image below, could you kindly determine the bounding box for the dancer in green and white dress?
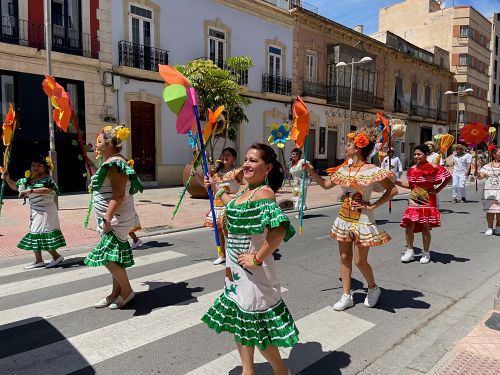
[202,143,298,375]
[85,125,143,310]
[2,155,66,269]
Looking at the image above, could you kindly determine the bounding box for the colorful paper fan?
[2,103,15,146]
[159,65,197,134]
[268,122,291,148]
[460,123,489,148]
[203,106,225,142]
[290,97,309,148]
[488,127,496,143]
[375,112,389,145]
[439,134,454,155]
[42,75,70,132]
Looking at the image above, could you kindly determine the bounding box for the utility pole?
[44,0,57,183]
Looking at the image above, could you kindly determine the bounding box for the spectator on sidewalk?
[451,144,472,203]
[1,155,66,269]
[199,147,244,265]
[304,128,397,311]
[290,147,308,218]
[475,145,500,236]
[85,125,143,310]
[425,141,441,165]
[395,144,452,264]
[380,148,403,179]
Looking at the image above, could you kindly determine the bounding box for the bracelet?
[30,188,33,194]
[252,254,263,267]
[214,189,226,199]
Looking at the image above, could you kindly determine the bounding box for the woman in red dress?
[395,144,452,264]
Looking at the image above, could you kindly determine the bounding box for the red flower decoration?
[460,123,489,148]
[488,144,496,152]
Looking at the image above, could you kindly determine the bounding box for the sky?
[306,0,500,34]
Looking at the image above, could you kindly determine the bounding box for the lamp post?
[444,87,473,142]
[335,56,372,145]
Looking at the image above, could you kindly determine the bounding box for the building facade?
[109,0,295,185]
[291,7,452,169]
[0,0,113,192]
[488,12,500,140]
[379,0,492,133]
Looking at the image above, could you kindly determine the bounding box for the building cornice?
[112,66,164,82]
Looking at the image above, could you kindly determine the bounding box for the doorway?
[327,130,337,167]
[131,101,156,181]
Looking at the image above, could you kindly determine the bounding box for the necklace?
[347,162,366,190]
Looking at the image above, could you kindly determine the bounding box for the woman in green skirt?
[2,155,66,269]
[203,143,297,375]
[85,125,143,310]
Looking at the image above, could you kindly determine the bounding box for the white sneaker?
[213,257,226,265]
[485,228,494,236]
[45,256,64,268]
[401,248,415,263]
[364,286,381,308]
[420,252,431,264]
[333,293,354,311]
[294,214,299,219]
[109,292,135,310]
[24,262,46,270]
[495,227,500,236]
[131,239,143,249]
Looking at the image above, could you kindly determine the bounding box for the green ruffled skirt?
[201,293,299,350]
[84,231,134,268]
[17,229,66,252]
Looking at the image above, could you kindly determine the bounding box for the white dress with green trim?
[201,193,299,350]
[16,176,66,252]
[84,159,143,269]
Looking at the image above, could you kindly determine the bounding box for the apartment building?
[109,0,295,185]
[291,7,452,169]
[0,0,113,192]
[379,0,491,134]
[489,12,500,141]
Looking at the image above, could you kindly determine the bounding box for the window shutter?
[453,25,459,37]
[451,53,458,66]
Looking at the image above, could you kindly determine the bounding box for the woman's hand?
[18,189,30,198]
[351,200,375,212]
[237,253,260,269]
[102,219,112,233]
[203,175,215,191]
[302,162,315,176]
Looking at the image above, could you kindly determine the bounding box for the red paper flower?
[460,123,489,148]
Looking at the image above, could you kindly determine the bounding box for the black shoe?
[461,197,466,202]
[453,198,458,204]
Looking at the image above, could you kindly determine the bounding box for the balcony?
[118,40,169,72]
[302,81,326,99]
[262,74,292,96]
[213,59,249,86]
[0,16,97,58]
[438,111,448,121]
[327,85,384,109]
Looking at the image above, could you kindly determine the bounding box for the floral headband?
[347,128,378,149]
[101,125,131,142]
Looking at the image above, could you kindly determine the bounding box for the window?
[459,25,469,37]
[458,110,465,123]
[411,81,418,108]
[495,60,498,80]
[494,84,497,104]
[394,76,406,112]
[268,46,282,77]
[458,53,468,66]
[457,82,467,91]
[129,4,153,47]
[498,85,500,104]
[65,83,80,135]
[479,34,484,45]
[208,28,226,68]
[440,56,444,68]
[424,86,431,108]
[327,64,335,86]
[305,52,317,83]
[496,36,499,56]
[0,74,15,122]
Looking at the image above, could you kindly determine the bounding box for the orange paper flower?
[460,122,489,148]
[353,133,370,149]
[203,106,225,143]
[2,103,15,146]
[290,96,309,148]
[42,75,71,132]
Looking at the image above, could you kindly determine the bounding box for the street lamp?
[444,87,473,142]
[335,56,372,144]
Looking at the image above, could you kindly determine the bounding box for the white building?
[110,0,295,185]
[489,12,500,143]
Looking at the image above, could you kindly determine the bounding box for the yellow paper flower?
[24,170,32,178]
[127,159,134,167]
[45,156,54,171]
[116,127,130,141]
[103,125,113,132]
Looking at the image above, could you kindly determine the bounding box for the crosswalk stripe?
[0,287,288,374]
[0,251,186,298]
[186,306,375,375]
[0,261,222,330]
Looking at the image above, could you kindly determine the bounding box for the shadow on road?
[363,288,430,313]
[429,251,470,264]
[227,342,350,375]
[375,219,402,226]
[140,240,173,248]
[439,209,471,215]
[320,277,364,292]
[302,214,329,219]
[124,281,203,316]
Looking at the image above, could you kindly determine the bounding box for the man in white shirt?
[425,141,440,165]
[451,144,472,203]
[381,148,403,179]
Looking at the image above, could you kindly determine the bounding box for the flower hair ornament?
[347,127,378,149]
[100,125,131,144]
[45,156,54,171]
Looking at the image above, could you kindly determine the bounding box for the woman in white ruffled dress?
[304,128,397,311]
[289,147,307,217]
[475,145,500,236]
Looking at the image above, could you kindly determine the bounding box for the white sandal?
[24,262,46,270]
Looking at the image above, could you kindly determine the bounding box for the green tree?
[176,57,254,158]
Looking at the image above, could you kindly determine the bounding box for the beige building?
[291,7,452,169]
[489,13,500,135]
[0,0,113,192]
[379,0,491,132]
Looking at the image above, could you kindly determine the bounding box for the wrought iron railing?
[327,85,384,109]
[0,16,97,58]
[289,0,319,13]
[303,81,326,98]
[118,40,169,71]
[438,111,448,121]
[212,59,248,86]
[262,74,292,96]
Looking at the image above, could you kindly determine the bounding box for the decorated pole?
[388,122,393,213]
[190,88,222,253]
[299,136,309,234]
[0,104,17,215]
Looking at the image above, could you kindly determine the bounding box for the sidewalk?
[430,310,500,374]
[0,183,355,258]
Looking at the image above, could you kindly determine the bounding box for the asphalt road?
[0,184,498,375]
